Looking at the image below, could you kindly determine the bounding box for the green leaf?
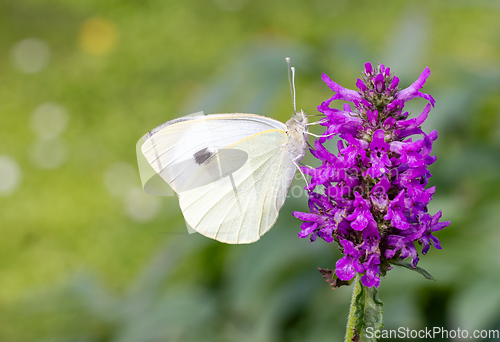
[318,268,352,289]
[390,260,436,281]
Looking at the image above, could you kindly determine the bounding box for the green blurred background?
[1,0,500,341]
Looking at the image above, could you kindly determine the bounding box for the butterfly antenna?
[286,57,297,114]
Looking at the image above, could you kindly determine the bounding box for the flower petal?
[335,256,356,281]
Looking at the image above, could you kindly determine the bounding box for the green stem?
[345,274,362,341]
[344,275,384,342]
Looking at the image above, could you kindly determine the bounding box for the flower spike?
[293,63,448,288]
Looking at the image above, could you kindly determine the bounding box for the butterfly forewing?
[141,114,286,193]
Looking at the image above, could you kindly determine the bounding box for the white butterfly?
[139,61,309,244]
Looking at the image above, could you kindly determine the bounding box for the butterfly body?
[284,110,308,162]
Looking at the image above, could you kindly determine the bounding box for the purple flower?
[336,238,364,280]
[396,67,436,106]
[318,99,363,140]
[374,73,385,92]
[420,211,450,255]
[371,175,391,212]
[294,63,449,287]
[384,190,410,230]
[390,139,427,167]
[321,73,362,103]
[365,62,373,74]
[361,254,381,287]
[346,192,374,231]
[365,129,391,178]
[338,134,368,168]
[294,193,337,243]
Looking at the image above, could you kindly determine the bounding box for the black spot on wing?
[193,148,213,165]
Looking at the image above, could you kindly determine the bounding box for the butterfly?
[139,59,310,244]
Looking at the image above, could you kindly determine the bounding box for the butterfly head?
[292,109,307,124]
[287,109,308,131]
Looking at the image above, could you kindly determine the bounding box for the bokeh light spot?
[29,138,67,169]
[104,162,139,197]
[78,17,118,56]
[10,38,51,74]
[31,102,69,139]
[125,187,162,223]
[0,156,22,196]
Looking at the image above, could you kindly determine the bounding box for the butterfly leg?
[292,156,310,190]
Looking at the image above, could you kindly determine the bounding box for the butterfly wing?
[141,114,286,193]
[141,114,298,244]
